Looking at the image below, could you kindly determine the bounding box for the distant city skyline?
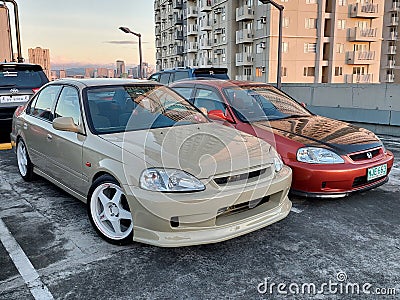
[5,0,155,66]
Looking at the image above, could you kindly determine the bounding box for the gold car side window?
[54,86,81,126]
[31,85,62,121]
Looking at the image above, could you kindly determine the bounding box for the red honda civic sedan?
[170,80,394,198]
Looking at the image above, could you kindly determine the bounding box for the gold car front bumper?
[124,166,292,247]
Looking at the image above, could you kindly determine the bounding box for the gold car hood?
[100,123,272,179]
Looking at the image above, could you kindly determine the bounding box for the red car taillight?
[32,88,40,93]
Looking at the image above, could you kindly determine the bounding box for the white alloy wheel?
[89,180,133,244]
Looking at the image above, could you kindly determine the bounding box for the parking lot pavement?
[0,136,399,299]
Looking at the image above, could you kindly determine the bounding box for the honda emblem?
[366,152,373,159]
[10,88,19,94]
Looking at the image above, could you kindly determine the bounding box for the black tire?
[16,139,35,181]
[87,174,133,245]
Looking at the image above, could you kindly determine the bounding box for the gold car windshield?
[85,85,208,133]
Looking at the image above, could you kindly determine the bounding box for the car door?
[23,85,62,171]
[49,85,86,194]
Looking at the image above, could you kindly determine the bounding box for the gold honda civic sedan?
[11,79,292,246]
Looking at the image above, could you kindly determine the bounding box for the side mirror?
[301,102,307,108]
[53,117,80,133]
[208,109,234,123]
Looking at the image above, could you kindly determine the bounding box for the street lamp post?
[119,26,143,78]
[4,0,23,62]
[260,0,284,89]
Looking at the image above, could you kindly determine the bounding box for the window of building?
[282,67,287,77]
[353,66,365,75]
[256,42,265,53]
[306,0,317,4]
[282,42,289,53]
[336,43,344,53]
[244,67,252,76]
[303,67,315,77]
[334,66,343,76]
[305,18,317,29]
[256,67,264,77]
[283,17,290,28]
[338,0,347,6]
[304,43,317,53]
[337,19,346,30]
[256,19,264,30]
[280,0,288,3]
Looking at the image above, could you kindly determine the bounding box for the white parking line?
[0,218,54,300]
[290,207,303,214]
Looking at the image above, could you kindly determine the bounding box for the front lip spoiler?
[290,176,389,199]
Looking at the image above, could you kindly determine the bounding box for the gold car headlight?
[140,168,205,192]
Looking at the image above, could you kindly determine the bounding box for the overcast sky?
[11,0,155,66]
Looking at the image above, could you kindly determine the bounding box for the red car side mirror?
[301,102,307,108]
[208,110,234,123]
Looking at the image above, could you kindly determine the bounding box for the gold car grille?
[213,166,271,186]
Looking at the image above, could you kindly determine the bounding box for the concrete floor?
[0,137,399,299]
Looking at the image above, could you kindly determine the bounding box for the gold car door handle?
[47,134,53,141]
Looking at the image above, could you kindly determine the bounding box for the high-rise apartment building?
[28,47,51,79]
[116,60,126,77]
[0,4,12,63]
[154,0,388,84]
[380,0,400,83]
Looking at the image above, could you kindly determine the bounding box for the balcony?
[173,0,183,9]
[188,59,199,67]
[155,14,161,24]
[388,31,398,41]
[200,38,212,50]
[174,30,183,40]
[156,51,162,60]
[348,27,377,42]
[174,46,184,56]
[186,42,199,52]
[215,28,223,35]
[387,45,397,54]
[391,2,400,12]
[386,74,395,83]
[235,75,254,81]
[156,39,162,48]
[200,58,213,67]
[200,19,212,31]
[236,29,253,44]
[345,74,373,83]
[185,6,198,19]
[187,24,198,35]
[155,26,161,36]
[154,1,160,11]
[387,59,396,68]
[200,0,212,12]
[390,16,399,26]
[174,13,183,25]
[236,5,254,22]
[350,3,379,18]
[346,51,375,64]
[235,53,253,66]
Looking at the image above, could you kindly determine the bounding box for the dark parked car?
[170,79,394,198]
[0,63,49,121]
[148,67,229,85]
